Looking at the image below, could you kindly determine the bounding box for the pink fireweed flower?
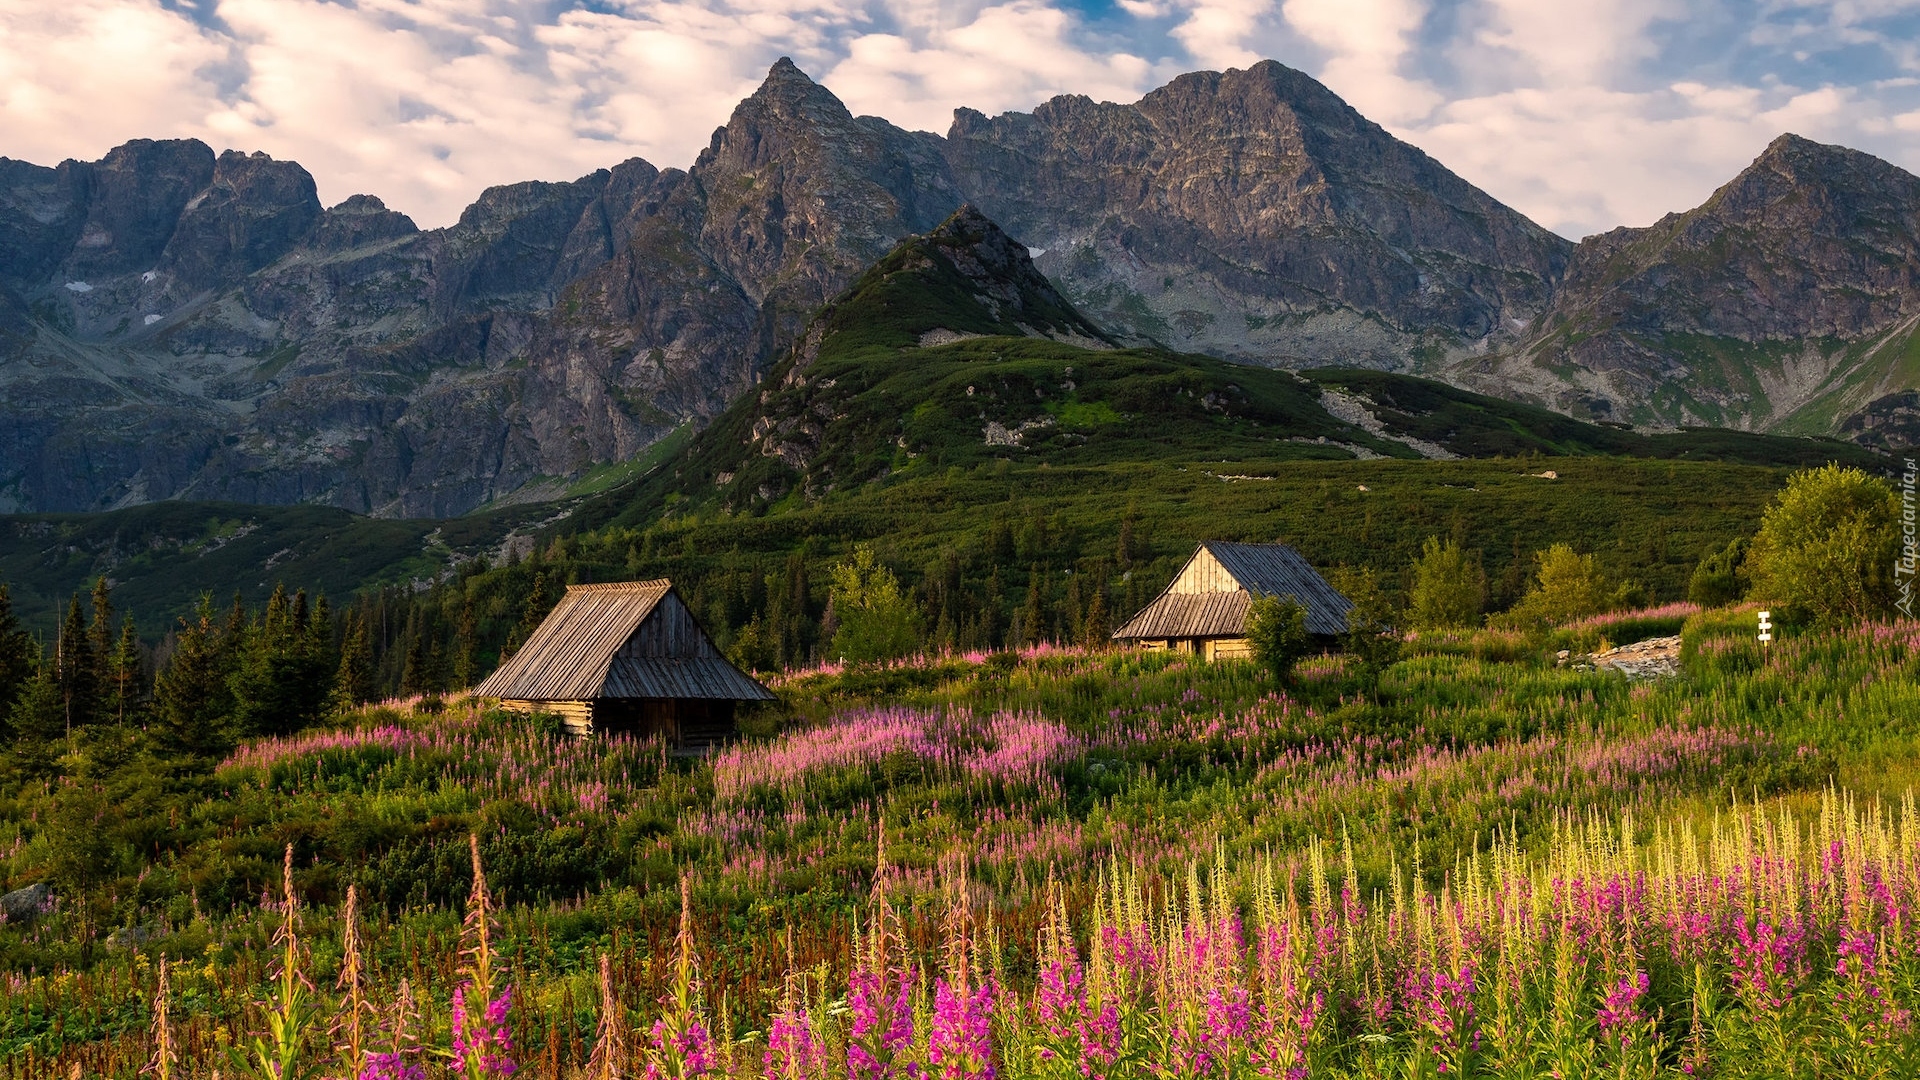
[848,965,918,1080]
[360,1054,427,1080]
[1402,962,1480,1071]
[1033,958,1121,1079]
[1170,986,1252,1076]
[1728,916,1807,1012]
[1835,929,1913,1039]
[646,1016,716,1079]
[928,977,996,1080]
[450,983,516,1078]
[1596,971,1650,1046]
[765,1007,825,1079]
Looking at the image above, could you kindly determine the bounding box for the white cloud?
[823,2,1159,131]
[1278,0,1439,121]
[0,0,231,157]
[4,0,1920,241]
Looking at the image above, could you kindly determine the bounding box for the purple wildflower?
[451,983,517,1078]
[646,1017,715,1079]
[360,1053,428,1080]
[848,964,917,1080]
[928,977,996,1080]
[1596,971,1650,1047]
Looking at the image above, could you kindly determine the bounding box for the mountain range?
[3,58,1916,518]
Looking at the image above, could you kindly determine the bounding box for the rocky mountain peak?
[726,56,855,133]
[944,60,1569,362]
[1477,131,1920,430]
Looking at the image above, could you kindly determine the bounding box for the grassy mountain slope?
[0,499,550,637]
[1308,369,1884,467]
[610,206,1887,522]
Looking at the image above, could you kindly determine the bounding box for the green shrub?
[1746,464,1901,626]
[1688,536,1750,606]
[1494,543,1612,631]
[826,544,922,663]
[1246,594,1310,685]
[1407,536,1485,629]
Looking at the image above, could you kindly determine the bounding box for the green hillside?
[0,206,1891,667]
[0,500,545,638]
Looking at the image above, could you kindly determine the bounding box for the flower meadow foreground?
[114,791,1920,1079]
[4,613,1920,1077]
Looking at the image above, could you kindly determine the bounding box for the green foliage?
[229,585,337,738]
[1330,566,1402,681]
[1305,369,1889,468]
[1689,536,1750,606]
[1407,536,1486,629]
[0,584,33,721]
[151,598,237,761]
[1746,464,1902,626]
[827,545,921,663]
[55,595,98,732]
[1245,594,1311,685]
[5,652,63,777]
[1495,543,1614,630]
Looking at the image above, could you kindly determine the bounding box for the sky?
[4,0,1920,239]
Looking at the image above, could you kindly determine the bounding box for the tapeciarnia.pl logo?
[1900,457,1917,619]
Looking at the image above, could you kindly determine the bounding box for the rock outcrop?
[946,61,1571,365]
[1471,135,1920,431]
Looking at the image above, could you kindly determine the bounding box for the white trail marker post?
[1757,609,1772,646]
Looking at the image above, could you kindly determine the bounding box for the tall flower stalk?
[588,953,628,1080]
[646,875,716,1080]
[334,884,371,1079]
[143,958,174,1080]
[234,845,322,1080]
[452,833,516,1079]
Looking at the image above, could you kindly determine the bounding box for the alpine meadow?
[3,46,1920,1080]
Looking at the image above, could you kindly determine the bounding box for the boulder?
[0,882,50,922]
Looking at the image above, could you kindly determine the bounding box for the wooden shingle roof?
[474,580,773,702]
[1113,542,1353,639]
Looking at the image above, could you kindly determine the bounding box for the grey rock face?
[1473,135,1920,430]
[945,61,1571,365]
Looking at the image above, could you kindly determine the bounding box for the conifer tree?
[1017,565,1045,647]
[7,651,66,777]
[399,634,427,698]
[107,616,145,725]
[56,595,99,735]
[153,599,236,761]
[335,613,375,708]
[453,597,477,689]
[88,577,114,697]
[0,583,35,718]
[1081,586,1111,649]
[231,585,336,737]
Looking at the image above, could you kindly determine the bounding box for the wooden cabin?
[475,580,774,748]
[1112,541,1353,660]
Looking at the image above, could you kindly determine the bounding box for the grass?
[1,609,1918,1075]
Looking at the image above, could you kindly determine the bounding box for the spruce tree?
[1081,587,1111,649]
[335,613,375,708]
[0,583,35,717]
[8,653,66,777]
[153,599,237,761]
[230,585,335,737]
[1018,565,1045,648]
[454,597,477,689]
[56,595,99,735]
[107,616,144,724]
[88,577,114,697]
